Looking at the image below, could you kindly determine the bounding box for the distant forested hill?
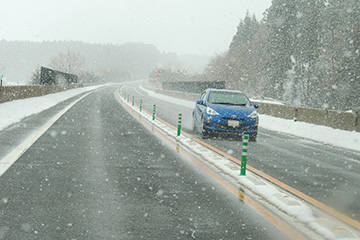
[0,40,186,84]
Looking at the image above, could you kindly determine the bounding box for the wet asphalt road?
[123,82,360,222]
[0,86,289,239]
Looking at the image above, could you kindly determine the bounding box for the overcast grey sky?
[1,0,272,55]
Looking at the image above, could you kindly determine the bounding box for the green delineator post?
[140,99,143,112]
[177,113,182,136]
[127,94,130,103]
[132,96,134,106]
[152,105,156,120]
[240,134,249,176]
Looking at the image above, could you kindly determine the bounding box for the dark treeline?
[203,0,359,111]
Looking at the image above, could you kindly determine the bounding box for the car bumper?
[204,126,258,134]
[203,115,258,134]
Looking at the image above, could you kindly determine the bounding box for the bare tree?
[30,66,41,85]
[49,51,85,74]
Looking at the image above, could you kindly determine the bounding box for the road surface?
[1,85,290,239]
[123,82,360,223]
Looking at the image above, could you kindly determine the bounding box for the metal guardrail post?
[294,108,298,122]
[240,134,249,176]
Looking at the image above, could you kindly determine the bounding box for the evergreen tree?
[337,0,360,110]
[322,0,360,110]
[229,11,260,52]
[264,0,298,102]
[293,0,325,107]
[227,12,263,95]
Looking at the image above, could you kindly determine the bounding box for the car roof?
[206,88,244,94]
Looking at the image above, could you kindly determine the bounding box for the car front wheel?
[201,117,209,139]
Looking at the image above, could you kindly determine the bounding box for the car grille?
[222,117,246,121]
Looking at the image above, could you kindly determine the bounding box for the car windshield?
[208,92,251,106]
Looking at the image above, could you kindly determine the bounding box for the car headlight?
[247,110,258,119]
[206,107,219,115]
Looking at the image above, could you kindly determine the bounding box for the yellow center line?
[115,91,307,240]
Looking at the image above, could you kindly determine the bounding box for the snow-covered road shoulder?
[259,114,360,152]
[0,85,107,132]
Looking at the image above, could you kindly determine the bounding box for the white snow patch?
[259,114,360,152]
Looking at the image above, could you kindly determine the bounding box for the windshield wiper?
[211,102,231,105]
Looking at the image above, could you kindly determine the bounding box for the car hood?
[207,103,255,118]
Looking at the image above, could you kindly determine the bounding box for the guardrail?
[0,84,83,104]
[146,87,360,133]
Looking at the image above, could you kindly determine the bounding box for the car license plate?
[228,120,239,127]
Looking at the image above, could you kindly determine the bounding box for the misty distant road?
[123,82,360,222]
[0,85,289,239]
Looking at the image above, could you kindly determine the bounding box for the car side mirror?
[196,100,204,105]
[253,104,259,108]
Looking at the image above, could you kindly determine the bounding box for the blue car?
[192,89,259,141]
